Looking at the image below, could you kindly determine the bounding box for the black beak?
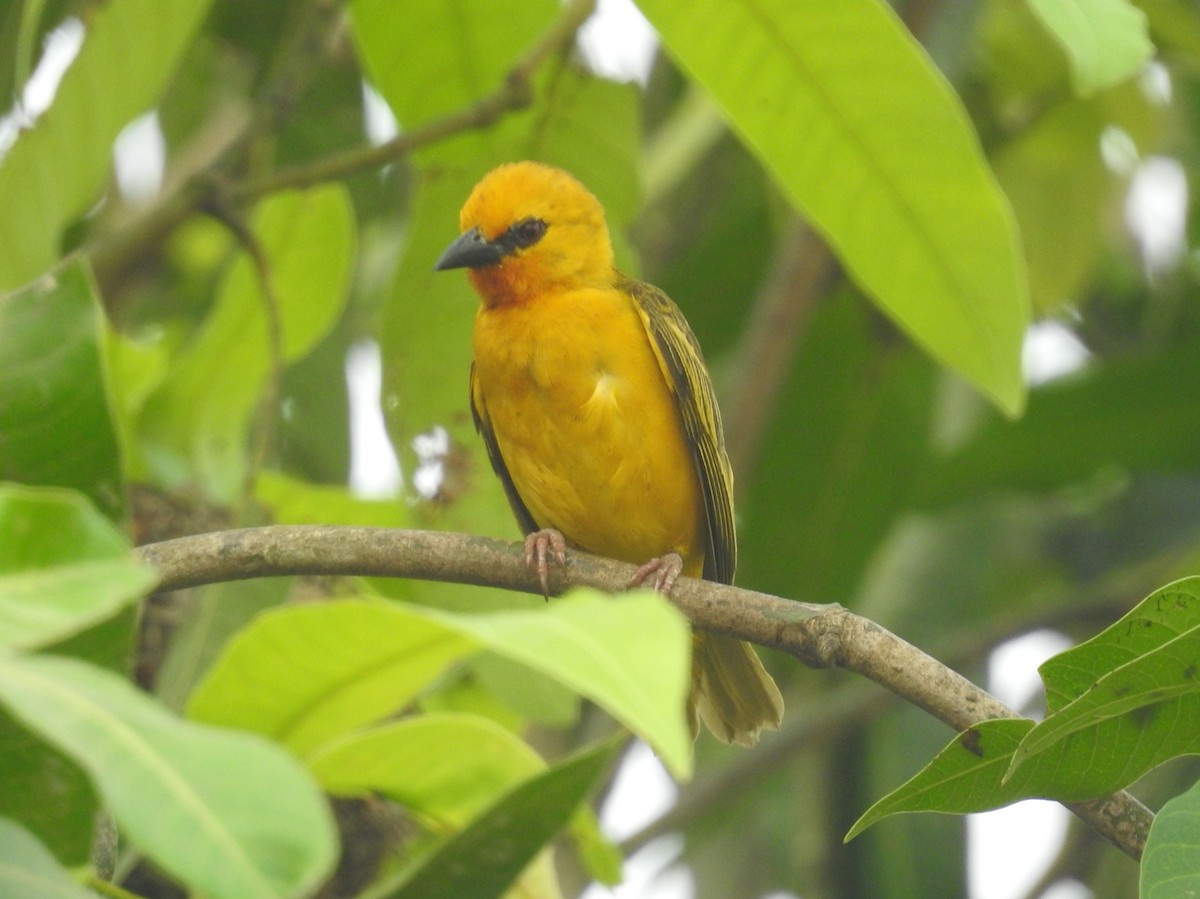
[435,227,503,271]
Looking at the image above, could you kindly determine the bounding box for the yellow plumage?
[437,161,783,746]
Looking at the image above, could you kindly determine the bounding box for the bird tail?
[688,633,784,746]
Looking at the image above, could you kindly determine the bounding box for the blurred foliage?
[2,0,1200,897]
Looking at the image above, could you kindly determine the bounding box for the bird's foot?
[629,552,684,595]
[524,528,567,598]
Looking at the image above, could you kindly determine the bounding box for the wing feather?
[620,275,737,584]
[469,363,540,536]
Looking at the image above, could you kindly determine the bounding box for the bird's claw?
[524,528,567,598]
[629,552,684,595]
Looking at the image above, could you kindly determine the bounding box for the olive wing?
[469,363,541,536]
[621,275,737,584]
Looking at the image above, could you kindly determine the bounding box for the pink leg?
[629,552,684,595]
[524,528,567,597]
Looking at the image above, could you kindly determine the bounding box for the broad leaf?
[0,261,123,517]
[1007,577,1200,784]
[192,590,693,777]
[0,817,100,899]
[850,579,1200,836]
[636,0,1029,414]
[846,718,1034,840]
[154,577,290,713]
[1026,0,1153,96]
[188,600,476,757]
[0,654,337,899]
[309,712,545,826]
[1141,777,1200,898]
[419,589,692,778]
[0,0,214,291]
[0,485,156,650]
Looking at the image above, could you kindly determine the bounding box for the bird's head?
[435,161,614,306]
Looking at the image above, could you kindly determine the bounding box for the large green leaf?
[188,599,476,757]
[309,712,545,827]
[419,589,693,778]
[0,261,123,517]
[0,817,100,899]
[0,611,136,865]
[1007,577,1200,784]
[1141,777,1200,898]
[636,0,1029,414]
[372,738,620,899]
[191,590,693,777]
[846,718,1035,839]
[136,185,355,501]
[849,578,1200,836]
[153,577,291,713]
[0,0,214,292]
[0,654,337,899]
[993,102,1116,313]
[1026,0,1153,95]
[0,485,156,651]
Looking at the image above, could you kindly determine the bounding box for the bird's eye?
[511,217,547,249]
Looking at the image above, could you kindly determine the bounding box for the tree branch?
[135,524,1153,861]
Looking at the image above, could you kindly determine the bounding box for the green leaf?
[0,817,101,899]
[308,712,545,826]
[0,485,156,651]
[420,589,693,778]
[187,600,478,757]
[136,185,355,502]
[0,0,214,291]
[1006,577,1200,785]
[852,579,1200,837]
[372,738,620,899]
[154,578,291,713]
[0,654,337,899]
[0,261,123,517]
[846,718,1034,840]
[992,101,1116,313]
[0,611,136,865]
[473,652,581,727]
[636,0,1029,415]
[1141,777,1200,898]
[1026,0,1153,96]
[192,590,693,777]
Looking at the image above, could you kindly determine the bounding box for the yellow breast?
[471,286,705,574]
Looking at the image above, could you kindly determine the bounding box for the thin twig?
[135,525,1153,860]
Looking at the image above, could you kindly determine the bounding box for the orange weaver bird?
[436,161,783,746]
